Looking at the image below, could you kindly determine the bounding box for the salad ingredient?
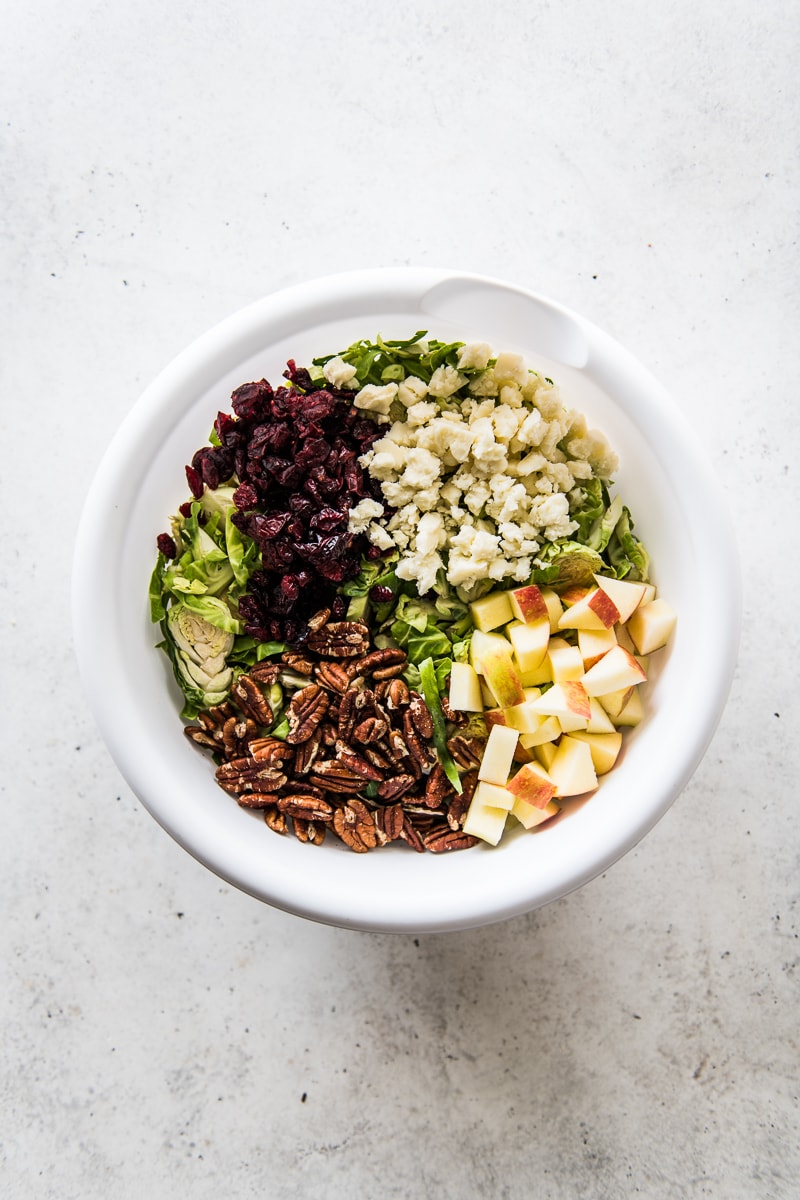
[449,576,676,844]
[163,602,235,709]
[349,342,629,599]
[182,609,484,853]
[194,364,384,644]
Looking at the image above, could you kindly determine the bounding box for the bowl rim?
[72,267,742,931]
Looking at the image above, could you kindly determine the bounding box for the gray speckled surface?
[3,1,798,1196]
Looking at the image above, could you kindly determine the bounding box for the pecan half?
[277,793,334,823]
[306,620,370,658]
[399,815,425,853]
[423,826,480,853]
[249,737,295,765]
[285,684,330,744]
[184,725,219,752]
[375,803,405,842]
[310,760,369,793]
[247,661,281,685]
[384,678,410,710]
[293,727,323,775]
[314,661,353,694]
[280,650,315,677]
[447,734,485,770]
[377,773,416,801]
[353,716,388,745]
[402,710,436,772]
[264,806,287,835]
[306,607,331,632]
[293,817,326,845]
[236,791,281,809]
[424,761,454,809]
[215,758,287,795]
[447,770,477,829]
[352,647,407,676]
[334,740,383,782]
[408,692,434,740]
[232,674,274,726]
[333,799,378,852]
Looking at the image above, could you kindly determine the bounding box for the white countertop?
[3,2,798,1196]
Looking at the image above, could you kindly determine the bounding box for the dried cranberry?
[185,463,204,498]
[369,584,394,603]
[233,481,259,510]
[231,379,272,420]
[156,532,177,559]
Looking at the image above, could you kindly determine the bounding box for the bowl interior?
[73,268,740,932]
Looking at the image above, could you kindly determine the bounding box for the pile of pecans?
[184,610,487,853]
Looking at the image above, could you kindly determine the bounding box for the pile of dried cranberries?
[185,362,384,643]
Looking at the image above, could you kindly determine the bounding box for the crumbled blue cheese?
[349,343,618,598]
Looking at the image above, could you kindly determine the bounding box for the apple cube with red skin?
[530,681,591,731]
[578,625,618,669]
[470,630,525,708]
[612,687,644,726]
[506,761,557,809]
[477,723,519,784]
[557,587,620,631]
[592,573,648,623]
[581,645,647,697]
[508,583,549,625]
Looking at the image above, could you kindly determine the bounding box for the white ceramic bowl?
[72,268,740,932]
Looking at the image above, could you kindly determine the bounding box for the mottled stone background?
[2,1,798,1196]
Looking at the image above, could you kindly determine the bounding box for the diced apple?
[504,700,550,734]
[513,742,535,763]
[508,583,548,625]
[533,740,559,770]
[548,735,599,797]
[626,598,677,655]
[511,796,561,830]
[463,800,508,845]
[581,645,647,697]
[641,583,657,605]
[578,625,618,670]
[541,588,564,632]
[519,715,562,748]
[548,639,585,682]
[484,708,508,728]
[507,618,550,673]
[586,697,617,733]
[473,780,515,812]
[470,629,508,673]
[448,661,483,712]
[557,587,620,631]
[520,657,554,687]
[597,685,635,721]
[530,681,591,731]
[568,730,623,774]
[560,585,590,607]
[469,590,513,632]
[470,629,525,707]
[613,687,644,726]
[477,724,520,784]
[506,761,557,809]
[615,622,637,654]
[592,573,648,624]
[481,679,498,708]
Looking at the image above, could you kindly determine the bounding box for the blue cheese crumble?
[346,344,618,600]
